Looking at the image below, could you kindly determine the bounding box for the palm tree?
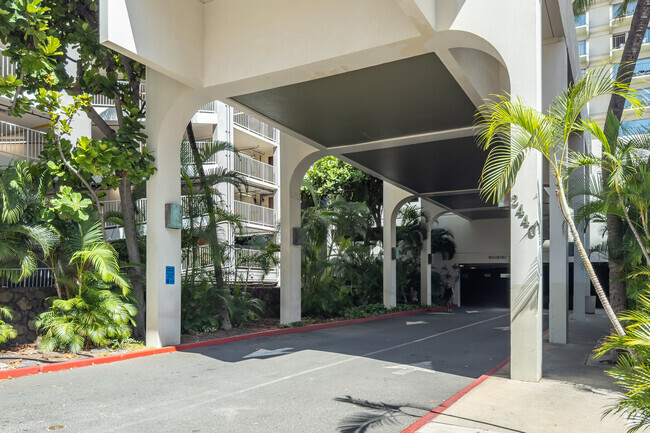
[476,66,641,336]
[572,117,650,266]
[180,137,245,330]
[431,226,456,260]
[0,162,57,283]
[574,0,650,314]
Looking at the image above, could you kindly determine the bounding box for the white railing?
[233,248,279,270]
[0,268,55,288]
[181,244,213,271]
[233,110,279,143]
[234,200,275,227]
[181,140,219,166]
[198,101,217,113]
[234,153,275,184]
[100,198,147,228]
[0,121,45,161]
[92,82,146,108]
[1,54,17,79]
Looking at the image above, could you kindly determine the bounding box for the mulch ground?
[0,316,346,370]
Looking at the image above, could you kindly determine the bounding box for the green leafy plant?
[595,294,650,432]
[35,283,136,353]
[0,305,17,344]
[49,186,92,222]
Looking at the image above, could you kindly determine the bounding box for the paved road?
[0,308,512,433]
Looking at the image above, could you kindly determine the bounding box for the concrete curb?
[0,305,450,381]
[401,356,511,433]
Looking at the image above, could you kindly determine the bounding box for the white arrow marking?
[494,326,510,331]
[243,347,294,359]
[410,361,433,370]
[466,310,480,314]
[385,363,435,376]
[406,321,428,326]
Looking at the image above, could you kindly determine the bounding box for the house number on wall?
[510,195,538,239]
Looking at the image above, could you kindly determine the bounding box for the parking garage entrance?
[459,265,510,308]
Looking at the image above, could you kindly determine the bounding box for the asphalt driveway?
[0,308,512,433]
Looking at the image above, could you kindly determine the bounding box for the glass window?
[613,2,637,17]
[578,40,587,56]
[574,14,587,26]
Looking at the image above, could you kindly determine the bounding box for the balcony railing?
[233,248,279,270]
[1,54,17,79]
[181,140,219,166]
[0,121,45,161]
[198,101,217,113]
[234,200,275,227]
[0,268,55,289]
[92,82,146,108]
[613,33,627,50]
[181,244,213,271]
[233,110,279,143]
[234,153,276,184]
[100,198,147,228]
[574,14,587,27]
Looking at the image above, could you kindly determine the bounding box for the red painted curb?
[0,305,449,381]
[401,357,511,433]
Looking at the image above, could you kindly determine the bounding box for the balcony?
[578,40,589,67]
[234,153,276,185]
[92,82,146,108]
[1,54,17,79]
[233,110,279,143]
[234,200,276,227]
[0,121,45,161]
[233,248,279,270]
[181,244,213,271]
[574,13,588,38]
[100,198,147,228]
[181,140,219,167]
[611,2,636,29]
[611,30,650,58]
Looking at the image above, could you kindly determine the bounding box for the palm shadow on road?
[334,395,525,433]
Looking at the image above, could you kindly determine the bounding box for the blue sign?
[165,266,175,285]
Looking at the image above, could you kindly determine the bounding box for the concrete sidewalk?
[416,311,629,432]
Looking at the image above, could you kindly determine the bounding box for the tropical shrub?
[35,283,136,353]
[228,285,265,327]
[595,294,650,432]
[181,275,231,333]
[0,305,17,344]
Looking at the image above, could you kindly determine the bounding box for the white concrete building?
[98,0,584,382]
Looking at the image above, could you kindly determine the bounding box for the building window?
[613,2,637,18]
[621,117,650,135]
[578,40,587,56]
[613,33,627,49]
[574,14,587,26]
[625,87,650,108]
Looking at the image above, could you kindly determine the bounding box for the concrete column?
[509,2,544,382]
[544,40,569,345]
[383,182,413,308]
[145,68,188,347]
[278,134,319,324]
[420,200,446,306]
[572,136,590,322]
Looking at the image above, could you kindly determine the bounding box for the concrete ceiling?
[232,53,504,220]
[232,53,476,148]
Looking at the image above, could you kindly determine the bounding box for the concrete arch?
[278,134,323,324]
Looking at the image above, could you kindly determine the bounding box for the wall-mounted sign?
[165,266,175,285]
[165,203,182,229]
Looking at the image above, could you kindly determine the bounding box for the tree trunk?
[604,0,650,314]
[118,174,146,338]
[186,123,232,330]
[556,176,625,335]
